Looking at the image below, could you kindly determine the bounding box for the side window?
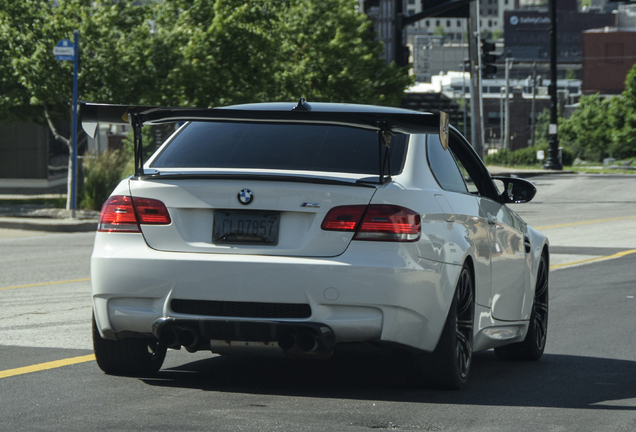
[447,132,499,200]
[426,135,468,194]
[453,154,480,195]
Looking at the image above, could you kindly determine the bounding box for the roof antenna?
[292,97,312,111]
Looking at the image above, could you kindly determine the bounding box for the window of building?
[408,9,415,15]
[426,20,430,27]
[457,20,461,27]
[487,111,501,126]
[488,20,492,27]
[446,20,451,27]
[408,0,415,4]
[436,20,440,27]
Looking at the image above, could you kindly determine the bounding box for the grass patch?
[567,166,636,175]
[1,197,66,207]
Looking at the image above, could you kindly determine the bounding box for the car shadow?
[141,350,636,410]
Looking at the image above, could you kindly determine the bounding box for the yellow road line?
[0,354,95,379]
[537,215,636,230]
[551,249,636,270]
[0,278,90,291]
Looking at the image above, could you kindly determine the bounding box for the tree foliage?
[552,62,636,163]
[559,94,613,162]
[0,0,412,123]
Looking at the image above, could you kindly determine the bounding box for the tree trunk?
[44,106,73,211]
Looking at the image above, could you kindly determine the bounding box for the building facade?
[581,5,636,94]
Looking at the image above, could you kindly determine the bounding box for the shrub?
[80,150,131,211]
[485,144,574,167]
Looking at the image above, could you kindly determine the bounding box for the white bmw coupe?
[84,99,549,389]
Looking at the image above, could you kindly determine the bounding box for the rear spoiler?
[80,99,449,184]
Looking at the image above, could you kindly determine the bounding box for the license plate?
[213,210,280,245]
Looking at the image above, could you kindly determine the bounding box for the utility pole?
[500,87,505,148]
[462,60,468,138]
[544,0,562,169]
[468,0,483,159]
[504,57,512,151]
[461,26,467,138]
[530,63,537,148]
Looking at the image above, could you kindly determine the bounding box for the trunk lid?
[129,176,377,257]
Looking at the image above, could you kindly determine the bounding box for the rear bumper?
[91,233,461,352]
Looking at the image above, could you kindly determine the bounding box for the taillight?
[98,196,171,233]
[98,196,139,232]
[322,204,420,242]
[354,205,420,242]
[132,197,172,225]
[320,205,367,231]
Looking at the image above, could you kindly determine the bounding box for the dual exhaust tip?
[158,326,199,351]
[277,332,319,352]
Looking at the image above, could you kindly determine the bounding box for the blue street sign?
[54,39,74,61]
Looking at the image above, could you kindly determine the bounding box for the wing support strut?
[128,112,144,176]
[377,120,394,185]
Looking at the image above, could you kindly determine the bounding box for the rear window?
[151,122,408,175]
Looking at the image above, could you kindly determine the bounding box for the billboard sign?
[504,11,614,62]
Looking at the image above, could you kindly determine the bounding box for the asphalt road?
[1,174,635,431]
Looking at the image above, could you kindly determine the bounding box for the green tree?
[434,25,446,42]
[559,94,613,162]
[623,65,636,110]
[272,0,412,105]
[607,94,636,159]
[564,69,577,80]
[0,0,155,209]
[1,0,413,209]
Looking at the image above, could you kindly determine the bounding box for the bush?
[485,144,574,167]
[80,150,131,211]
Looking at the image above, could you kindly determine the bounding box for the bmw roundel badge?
[238,189,254,205]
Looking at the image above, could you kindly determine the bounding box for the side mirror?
[492,176,537,204]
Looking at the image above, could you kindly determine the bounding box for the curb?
[0,218,98,233]
[491,171,576,178]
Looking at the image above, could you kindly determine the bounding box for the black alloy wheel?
[495,252,549,361]
[454,266,475,380]
[92,313,167,376]
[413,263,474,390]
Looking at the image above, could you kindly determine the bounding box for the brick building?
[581,27,636,94]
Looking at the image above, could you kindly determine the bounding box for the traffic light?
[481,40,498,78]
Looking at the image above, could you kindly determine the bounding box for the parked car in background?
[83,99,549,389]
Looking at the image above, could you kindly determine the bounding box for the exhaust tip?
[158,328,177,347]
[297,333,318,352]
[177,329,197,349]
[277,333,296,350]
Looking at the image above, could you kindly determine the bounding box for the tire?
[92,313,167,376]
[413,264,474,390]
[495,252,549,361]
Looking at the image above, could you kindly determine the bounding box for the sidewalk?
[486,166,575,177]
[0,194,98,233]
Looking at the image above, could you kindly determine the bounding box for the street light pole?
[504,58,512,151]
[500,86,505,149]
[544,0,562,170]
